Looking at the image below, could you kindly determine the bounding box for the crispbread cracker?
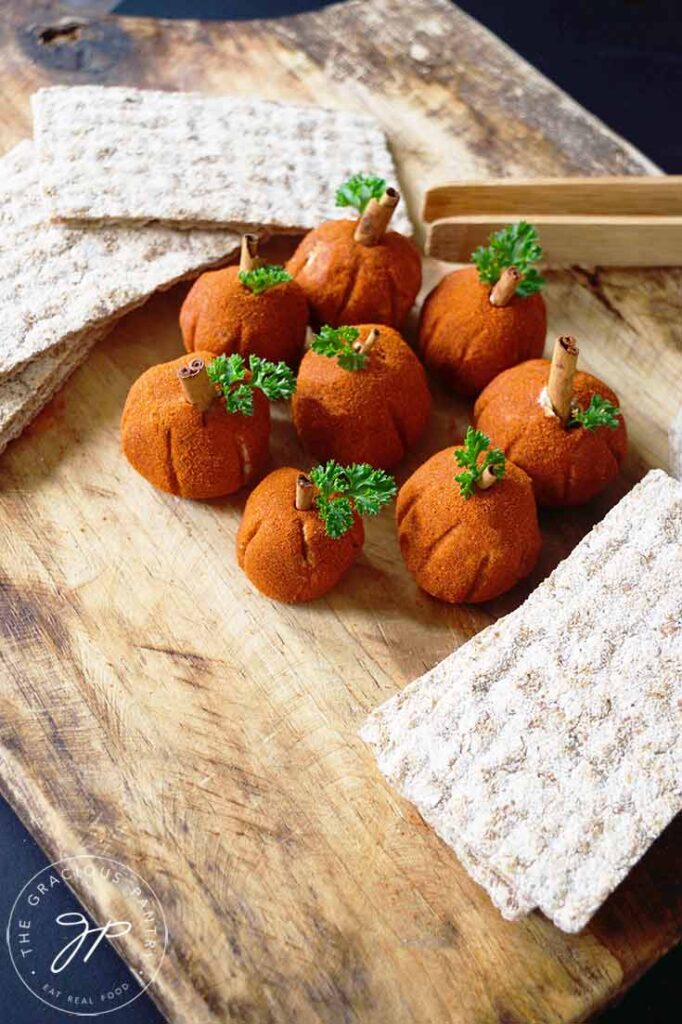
[0,327,109,456]
[0,140,240,381]
[31,86,411,235]
[362,470,682,932]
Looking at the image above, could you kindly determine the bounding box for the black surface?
[454,0,682,173]
[0,796,164,1024]
[1,2,679,1021]
[115,0,338,17]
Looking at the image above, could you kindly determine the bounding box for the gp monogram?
[6,855,167,1017]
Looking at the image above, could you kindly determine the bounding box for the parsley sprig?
[569,394,621,431]
[335,174,387,214]
[308,460,397,539]
[454,427,506,499]
[238,265,292,295]
[471,221,545,297]
[311,325,368,371]
[206,354,296,416]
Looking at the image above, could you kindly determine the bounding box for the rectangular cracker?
[31,86,411,235]
[0,140,240,381]
[362,470,682,932]
[0,327,109,456]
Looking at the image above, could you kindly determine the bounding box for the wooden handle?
[422,176,682,222]
[426,215,682,266]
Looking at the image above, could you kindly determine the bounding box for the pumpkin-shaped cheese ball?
[397,428,541,603]
[293,324,431,470]
[287,175,421,329]
[237,462,396,603]
[474,336,627,507]
[419,222,547,396]
[121,351,295,499]
[180,235,308,366]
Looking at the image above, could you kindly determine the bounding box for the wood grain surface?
[0,2,681,1023]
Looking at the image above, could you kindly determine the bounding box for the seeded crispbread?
[31,86,411,235]
[362,470,682,932]
[0,140,240,383]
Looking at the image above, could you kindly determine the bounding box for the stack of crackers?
[362,469,682,932]
[0,86,405,455]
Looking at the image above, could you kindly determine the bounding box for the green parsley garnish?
[335,174,387,214]
[569,394,621,431]
[309,460,397,539]
[206,354,295,416]
[454,427,506,499]
[311,325,369,371]
[238,265,292,295]
[471,221,544,297]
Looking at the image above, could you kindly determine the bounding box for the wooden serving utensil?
[422,176,682,265]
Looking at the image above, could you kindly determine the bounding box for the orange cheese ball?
[121,351,270,499]
[397,447,541,603]
[180,266,308,366]
[292,324,431,470]
[418,266,547,396]
[237,467,364,603]
[286,220,421,329]
[474,359,627,507]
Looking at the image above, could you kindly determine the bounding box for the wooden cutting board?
[0,2,680,1022]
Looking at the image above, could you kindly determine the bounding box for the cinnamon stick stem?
[295,474,314,511]
[178,358,216,411]
[477,466,499,491]
[353,327,381,356]
[547,336,579,423]
[489,266,522,307]
[354,188,400,246]
[239,233,260,273]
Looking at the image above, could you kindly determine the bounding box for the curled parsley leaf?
[471,221,545,297]
[238,265,292,295]
[569,394,621,431]
[311,325,368,371]
[207,353,296,416]
[316,494,355,540]
[454,426,506,499]
[309,460,397,539]
[335,174,387,214]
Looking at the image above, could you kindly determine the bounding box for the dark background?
[2,1,680,1021]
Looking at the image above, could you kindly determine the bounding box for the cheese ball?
[180,266,308,367]
[287,220,421,330]
[474,359,627,506]
[237,467,364,602]
[292,325,431,470]
[418,266,547,396]
[121,351,269,499]
[397,447,541,603]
